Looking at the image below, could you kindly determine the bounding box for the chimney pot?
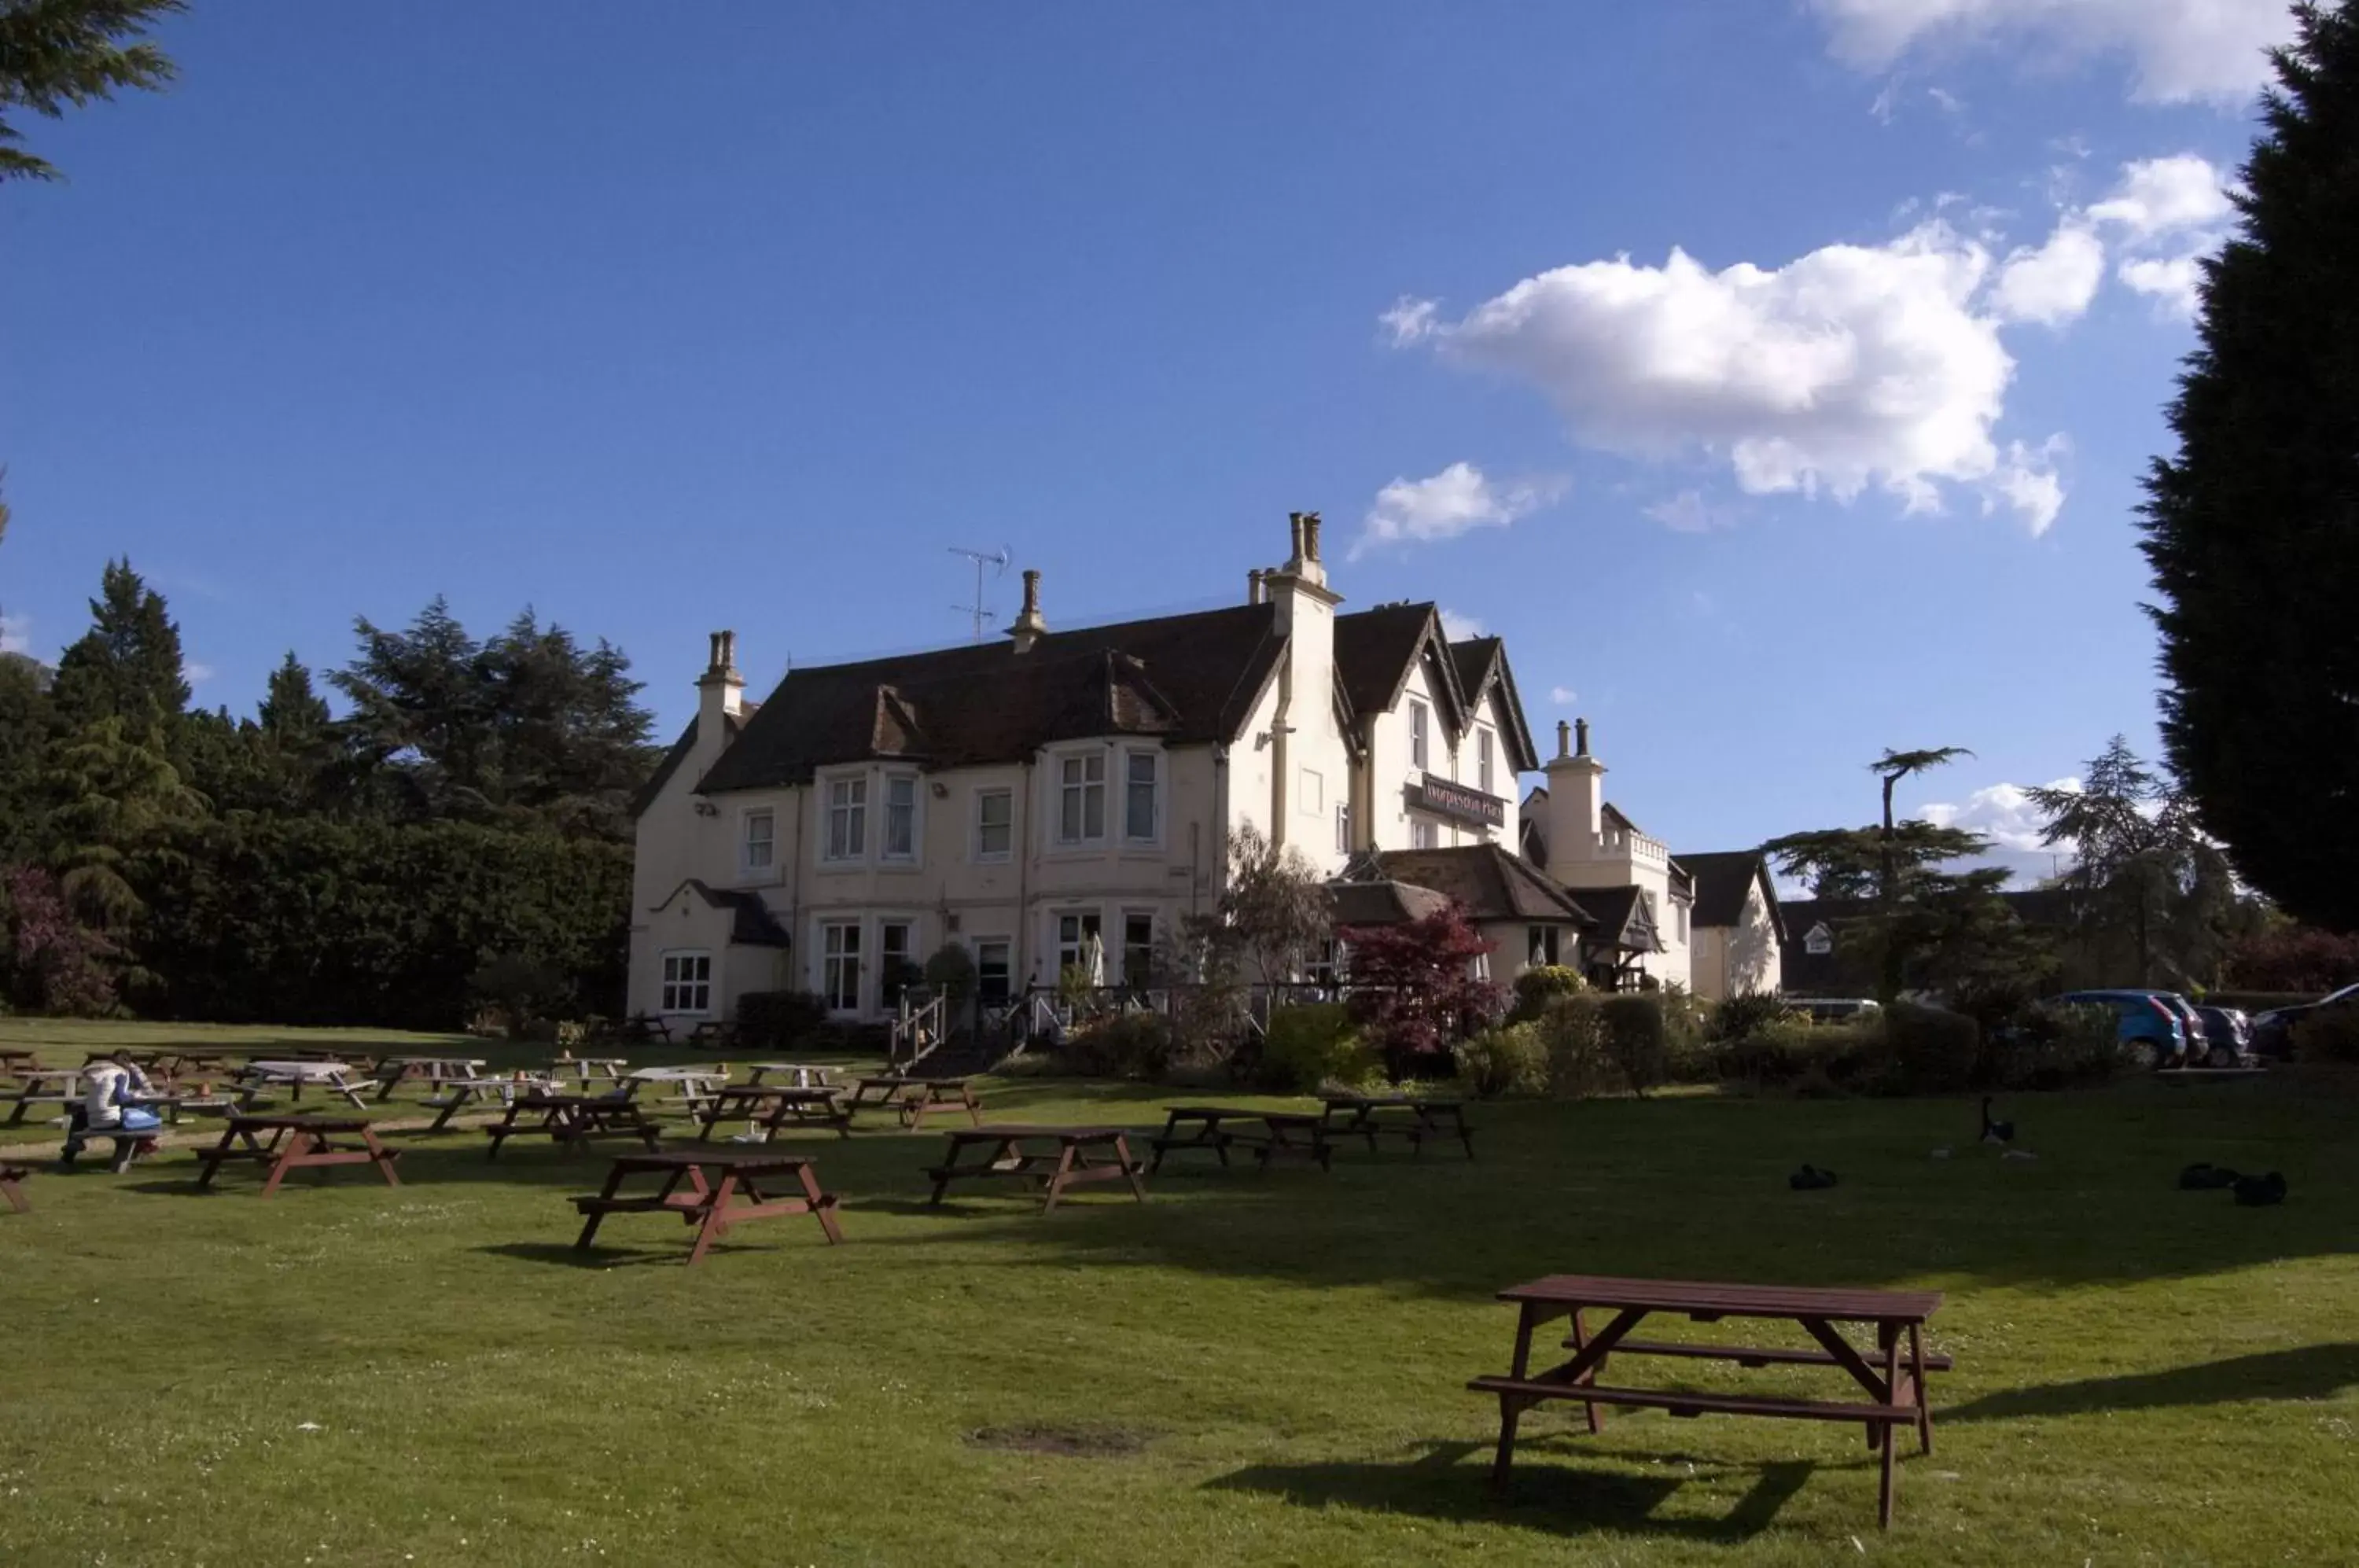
[1008,567,1047,651]
[1555,720,1571,759]
[707,631,725,672]
[1021,569,1040,615]
[1303,512,1323,562]
[719,630,737,670]
[1287,511,1306,561]
[1247,568,1265,605]
[1575,717,1592,757]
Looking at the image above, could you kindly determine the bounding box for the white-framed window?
[974,788,1013,861]
[1307,937,1340,988]
[1411,817,1437,850]
[740,808,775,875]
[1335,801,1352,855]
[1528,926,1562,967]
[1058,752,1106,845]
[974,938,1013,1007]
[1121,912,1156,986]
[824,776,867,862]
[1123,750,1160,843]
[1478,730,1494,795]
[879,920,915,1005]
[882,772,918,861]
[660,950,712,1015]
[1411,701,1430,771]
[820,922,861,1011]
[1676,902,1689,942]
[1056,911,1103,979]
[1805,922,1833,956]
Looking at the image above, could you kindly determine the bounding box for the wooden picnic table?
[926,1125,1146,1213]
[572,1148,844,1264]
[0,1047,39,1073]
[694,1084,852,1143]
[545,1056,630,1088]
[417,1075,547,1132]
[4,1067,83,1126]
[1150,1106,1334,1172]
[1319,1093,1476,1159]
[845,1075,981,1130]
[234,1060,372,1111]
[746,1062,837,1088]
[370,1056,491,1100]
[1,1162,28,1213]
[1470,1274,1948,1529]
[193,1113,403,1197]
[619,1014,675,1045]
[484,1092,664,1159]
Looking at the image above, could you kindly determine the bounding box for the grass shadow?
[1948,1343,2359,1422]
[477,1239,765,1271]
[1205,1436,1817,1544]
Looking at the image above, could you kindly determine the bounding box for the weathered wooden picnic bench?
[746,1062,837,1088]
[233,1060,372,1111]
[694,1084,852,1143]
[484,1092,664,1159]
[193,1113,404,1197]
[1319,1092,1476,1158]
[370,1055,491,1101]
[60,1111,174,1173]
[1150,1106,1334,1172]
[5,1067,83,1127]
[1469,1274,1948,1529]
[571,1149,844,1264]
[0,1163,28,1213]
[845,1075,981,1130]
[926,1125,1146,1212]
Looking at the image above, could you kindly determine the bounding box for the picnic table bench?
[926,1125,1146,1213]
[572,1148,844,1264]
[623,1066,732,1117]
[234,1060,372,1111]
[370,1055,491,1100]
[60,1103,179,1172]
[0,1047,39,1073]
[1150,1106,1334,1172]
[1319,1093,1476,1159]
[5,1067,83,1126]
[1470,1275,1947,1529]
[845,1075,981,1130]
[418,1075,547,1131]
[1,1163,28,1213]
[484,1092,664,1158]
[545,1055,630,1089]
[193,1114,403,1197]
[694,1084,852,1143]
[618,1014,675,1045]
[746,1062,837,1088]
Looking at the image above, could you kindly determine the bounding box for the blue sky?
[0,2,2294,874]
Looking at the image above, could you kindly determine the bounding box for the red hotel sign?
[1406,777,1507,828]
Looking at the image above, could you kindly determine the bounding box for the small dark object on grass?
[1980,1097,2015,1146]
[1788,1164,1839,1191]
[2232,1172,2287,1207]
[2179,1162,2241,1191]
[966,1424,1154,1457]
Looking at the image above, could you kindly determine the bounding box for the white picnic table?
[745,1062,838,1088]
[234,1060,371,1110]
[545,1056,630,1088]
[370,1056,491,1099]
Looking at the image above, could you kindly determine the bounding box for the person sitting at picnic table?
[63,1053,163,1164]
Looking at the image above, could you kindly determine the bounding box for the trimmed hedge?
[1262,1003,1375,1092]
[735,990,830,1051]
[1455,1021,1548,1098]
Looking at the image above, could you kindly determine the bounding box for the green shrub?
[1510,965,1587,1021]
[734,990,830,1051]
[1537,992,1614,1098]
[2293,1003,2359,1065]
[1986,1001,2131,1089]
[1656,983,1712,1083]
[1881,1002,1981,1095]
[1707,992,1796,1046]
[1598,993,1671,1095]
[1454,1021,1549,1098]
[1060,1010,1176,1079]
[922,944,977,1011]
[1718,1017,1883,1087]
[1261,1002,1375,1092]
[467,951,573,1036]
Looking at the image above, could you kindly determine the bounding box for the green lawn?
[3,1020,2355,1566]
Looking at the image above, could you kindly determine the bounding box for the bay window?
[820,922,861,1011]
[882,773,918,861]
[825,777,867,861]
[1124,751,1159,842]
[1058,753,1106,845]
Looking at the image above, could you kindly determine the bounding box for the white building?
[627,514,1540,1024]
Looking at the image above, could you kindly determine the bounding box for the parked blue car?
[2054,989,2194,1069]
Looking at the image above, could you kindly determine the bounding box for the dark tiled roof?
[1371,845,1594,926]
[1329,878,1454,926]
[630,705,760,819]
[1571,885,1664,953]
[1675,850,1782,933]
[697,604,1285,793]
[1334,602,1437,720]
[659,880,793,947]
[1446,635,1541,772]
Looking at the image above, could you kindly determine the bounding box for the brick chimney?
[1008,569,1047,653]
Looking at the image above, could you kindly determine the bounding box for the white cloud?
[1392,223,2063,525]
[1644,490,1738,533]
[184,661,216,685]
[1985,436,2069,535]
[2087,153,2238,237]
[0,613,28,657]
[1548,685,1577,706]
[1438,609,1486,640]
[1379,296,1439,346]
[1917,776,2080,885]
[2118,253,2206,315]
[1355,462,1564,558]
[1809,0,2298,105]
[1989,220,2105,326]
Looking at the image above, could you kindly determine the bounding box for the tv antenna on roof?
[948,545,1011,642]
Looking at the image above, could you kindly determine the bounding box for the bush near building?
[1260,1003,1375,1092]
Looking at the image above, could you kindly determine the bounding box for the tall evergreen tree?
[48,558,190,743]
[40,712,207,929]
[2141,2,2359,932]
[0,0,184,182]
